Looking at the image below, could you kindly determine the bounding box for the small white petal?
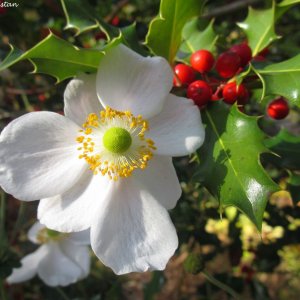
[148,94,205,156]
[60,239,91,279]
[0,112,87,201]
[134,156,181,209]
[64,73,102,126]
[7,245,47,284]
[91,177,178,275]
[38,243,83,287]
[28,221,45,244]
[96,44,173,118]
[38,172,111,232]
[68,229,91,245]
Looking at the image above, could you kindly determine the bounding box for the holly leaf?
[179,19,218,63]
[264,129,300,170]
[254,54,300,107]
[238,3,279,56]
[287,172,300,205]
[195,103,279,229]
[276,0,300,19]
[0,33,104,82]
[60,0,99,34]
[0,247,21,279]
[145,0,205,64]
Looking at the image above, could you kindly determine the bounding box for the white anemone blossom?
[7,222,90,286]
[0,44,205,274]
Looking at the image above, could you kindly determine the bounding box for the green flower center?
[46,229,61,238]
[103,127,132,153]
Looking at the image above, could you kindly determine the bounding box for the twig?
[203,0,261,19]
[5,86,52,95]
[202,270,240,299]
[104,0,129,23]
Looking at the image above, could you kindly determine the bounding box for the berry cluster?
[173,43,290,120]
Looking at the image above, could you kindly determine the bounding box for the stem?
[55,288,70,300]
[203,0,261,19]
[10,202,26,243]
[202,270,240,299]
[0,190,7,245]
[0,280,7,300]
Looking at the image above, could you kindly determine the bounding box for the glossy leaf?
[254,54,300,107]
[264,129,300,170]
[195,103,278,229]
[145,0,205,63]
[0,33,104,82]
[276,0,300,19]
[287,172,300,205]
[179,19,218,62]
[60,0,99,34]
[238,4,279,56]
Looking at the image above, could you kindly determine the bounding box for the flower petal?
[7,245,47,284]
[28,221,46,244]
[148,94,205,156]
[38,242,83,286]
[60,239,91,279]
[68,230,90,245]
[64,73,102,126]
[134,156,181,209]
[96,44,173,118]
[38,172,111,232]
[91,177,178,275]
[0,112,87,200]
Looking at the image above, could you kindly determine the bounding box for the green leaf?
[195,103,279,229]
[179,19,218,62]
[238,3,279,56]
[60,0,98,34]
[0,33,104,82]
[0,247,21,279]
[276,0,300,19]
[254,54,300,107]
[145,0,205,64]
[264,129,300,170]
[287,172,300,205]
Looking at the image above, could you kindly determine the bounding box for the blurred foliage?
[1,0,300,299]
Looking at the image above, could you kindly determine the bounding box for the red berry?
[267,98,289,120]
[190,49,215,73]
[173,64,196,87]
[230,43,252,67]
[222,82,249,105]
[216,52,241,78]
[111,16,120,26]
[187,80,212,107]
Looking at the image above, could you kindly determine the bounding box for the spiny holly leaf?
[254,54,300,107]
[0,33,104,82]
[287,172,300,205]
[264,129,300,170]
[195,103,279,229]
[61,0,98,34]
[238,3,279,56]
[276,0,300,19]
[179,19,218,62]
[60,0,119,38]
[145,0,205,64]
[60,0,147,56]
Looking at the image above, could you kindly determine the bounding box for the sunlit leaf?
[195,103,279,229]
[145,0,205,64]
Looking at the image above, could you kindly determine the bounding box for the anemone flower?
[0,44,205,274]
[7,222,90,286]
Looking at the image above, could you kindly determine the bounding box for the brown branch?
[203,0,261,19]
[104,0,129,23]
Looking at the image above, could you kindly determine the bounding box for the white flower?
[7,222,90,286]
[0,44,205,274]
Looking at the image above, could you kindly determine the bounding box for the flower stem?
[0,280,7,300]
[202,270,240,299]
[55,288,70,300]
[0,190,7,245]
